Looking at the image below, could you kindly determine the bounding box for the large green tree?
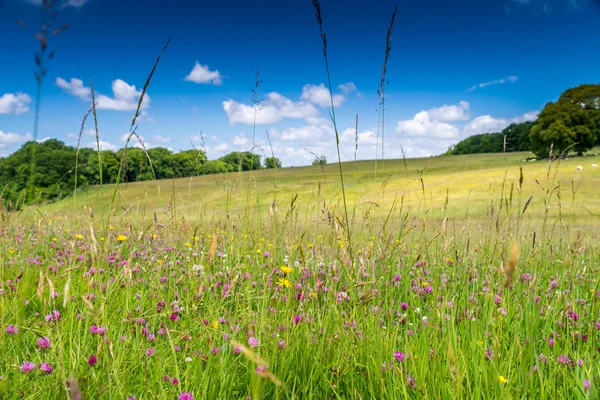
[530,84,600,157]
[264,157,282,169]
[219,151,262,172]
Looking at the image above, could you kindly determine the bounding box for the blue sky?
[1,0,599,165]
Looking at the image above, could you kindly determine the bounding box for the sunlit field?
[2,0,600,397]
[2,151,600,399]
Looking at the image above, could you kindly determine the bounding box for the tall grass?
[2,3,599,399]
[311,0,354,264]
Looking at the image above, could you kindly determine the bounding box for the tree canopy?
[264,157,282,169]
[446,122,533,155]
[530,84,600,157]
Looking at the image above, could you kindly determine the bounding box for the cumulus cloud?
[152,134,171,144]
[25,0,90,7]
[339,128,378,145]
[426,101,471,121]
[223,92,318,125]
[184,62,223,85]
[56,77,151,111]
[85,140,117,151]
[0,92,32,115]
[301,84,345,108]
[0,130,32,148]
[272,124,333,142]
[338,82,357,95]
[468,76,518,92]
[396,112,461,139]
[462,111,538,135]
[395,101,466,140]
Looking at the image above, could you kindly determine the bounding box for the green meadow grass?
[1,151,599,399]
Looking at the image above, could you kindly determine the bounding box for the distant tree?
[503,121,533,152]
[264,157,282,169]
[530,84,600,157]
[173,149,207,177]
[0,139,82,206]
[202,160,232,174]
[312,156,327,166]
[447,121,534,155]
[219,151,262,172]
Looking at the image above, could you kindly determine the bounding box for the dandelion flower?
[280,266,292,275]
[277,278,291,288]
[116,234,127,241]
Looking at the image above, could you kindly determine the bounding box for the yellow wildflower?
[277,278,292,288]
[75,234,83,240]
[280,266,292,275]
[498,375,507,384]
[116,235,127,242]
[8,247,15,254]
[212,320,218,329]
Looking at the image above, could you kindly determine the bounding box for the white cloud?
[85,141,118,151]
[397,112,461,139]
[0,92,31,115]
[462,111,538,135]
[62,0,90,7]
[305,116,331,126]
[338,82,357,95]
[223,92,318,125]
[184,62,223,85]
[56,78,90,98]
[152,134,171,144]
[426,101,471,121]
[468,76,518,92]
[56,77,151,111]
[214,143,229,152]
[25,0,90,7]
[0,130,33,148]
[272,124,333,142]
[119,133,154,149]
[301,84,345,108]
[396,104,463,139]
[339,128,378,145]
[232,134,249,147]
[37,137,52,143]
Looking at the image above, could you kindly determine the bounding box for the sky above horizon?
[1,0,600,166]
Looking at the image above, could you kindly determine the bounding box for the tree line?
[0,140,281,208]
[447,84,600,157]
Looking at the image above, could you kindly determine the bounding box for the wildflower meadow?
[1,0,600,399]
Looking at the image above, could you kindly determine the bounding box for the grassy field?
[41,151,600,226]
[1,151,600,399]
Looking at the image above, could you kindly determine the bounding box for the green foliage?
[446,122,533,155]
[531,84,600,157]
[219,151,263,172]
[312,156,327,165]
[264,156,282,169]
[0,140,84,207]
[0,139,215,208]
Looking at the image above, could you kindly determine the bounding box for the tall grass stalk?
[107,38,171,228]
[90,78,102,188]
[311,0,353,264]
[73,107,93,205]
[377,5,398,174]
